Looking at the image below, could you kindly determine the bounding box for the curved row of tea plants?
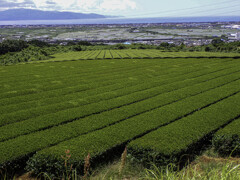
[1,58,231,118]
[1,59,227,124]
[128,90,240,166]
[0,57,240,177]
[1,58,182,106]
[25,78,240,175]
[1,67,240,143]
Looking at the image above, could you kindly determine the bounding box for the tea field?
[0,51,239,175]
[48,49,240,62]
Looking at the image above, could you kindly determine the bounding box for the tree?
[159,42,170,48]
[211,38,224,47]
[205,46,211,52]
[115,44,127,50]
[29,40,50,47]
[0,40,28,55]
[73,45,82,51]
[77,41,92,46]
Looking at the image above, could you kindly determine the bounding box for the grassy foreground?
[91,153,240,180]
[6,149,239,180]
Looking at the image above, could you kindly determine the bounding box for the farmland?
[48,49,240,62]
[0,51,239,177]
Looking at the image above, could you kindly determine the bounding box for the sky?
[0,0,239,17]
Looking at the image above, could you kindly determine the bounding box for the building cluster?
[229,32,240,41]
[0,22,239,45]
[221,24,240,29]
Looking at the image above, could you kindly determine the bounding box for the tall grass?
[144,156,240,180]
[2,149,239,180]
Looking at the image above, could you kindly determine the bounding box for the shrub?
[72,45,82,51]
[212,135,240,157]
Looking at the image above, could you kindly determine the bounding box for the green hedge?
[23,78,240,176]
[0,70,166,125]
[1,58,229,123]
[1,55,166,85]
[50,50,240,61]
[110,50,121,59]
[1,59,174,107]
[104,50,113,59]
[86,50,100,59]
[1,65,239,142]
[0,61,162,99]
[0,57,237,97]
[0,57,240,175]
[128,92,240,167]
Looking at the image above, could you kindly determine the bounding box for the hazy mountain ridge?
[0,9,108,20]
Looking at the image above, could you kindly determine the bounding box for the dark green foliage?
[0,45,72,65]
[205,46,212,52]
[67,41,92,46]
[77,41,92,46]
[137,45,147,49]
[205,41,240,53]
[28,40,50,48]
[66,41,77,46]
[127,147,176,168]
[72,45,82,51]
[157,42,176,51]
[154,40,240,53]
[160,42,171,48]
[115,44,127,50]
[212,135,240,157]
[211,38,224,47]
[213,118,240,156]
[0,46,47,65]
[25,154,67,178]
[0,40,28,55]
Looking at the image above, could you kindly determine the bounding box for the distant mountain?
[0,9,108,21]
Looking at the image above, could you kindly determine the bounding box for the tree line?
[0,39,239,65]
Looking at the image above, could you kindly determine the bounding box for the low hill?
[0,8,107,21]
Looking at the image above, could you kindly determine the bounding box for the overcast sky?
[0,0,239,17]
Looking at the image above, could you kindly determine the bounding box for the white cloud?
[31,0,48,8]
[30,0,137,12]
[74,0,99,10]
[99,0,137,11]
[0,0,36,11]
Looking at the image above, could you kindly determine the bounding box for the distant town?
[0,22,239,46]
